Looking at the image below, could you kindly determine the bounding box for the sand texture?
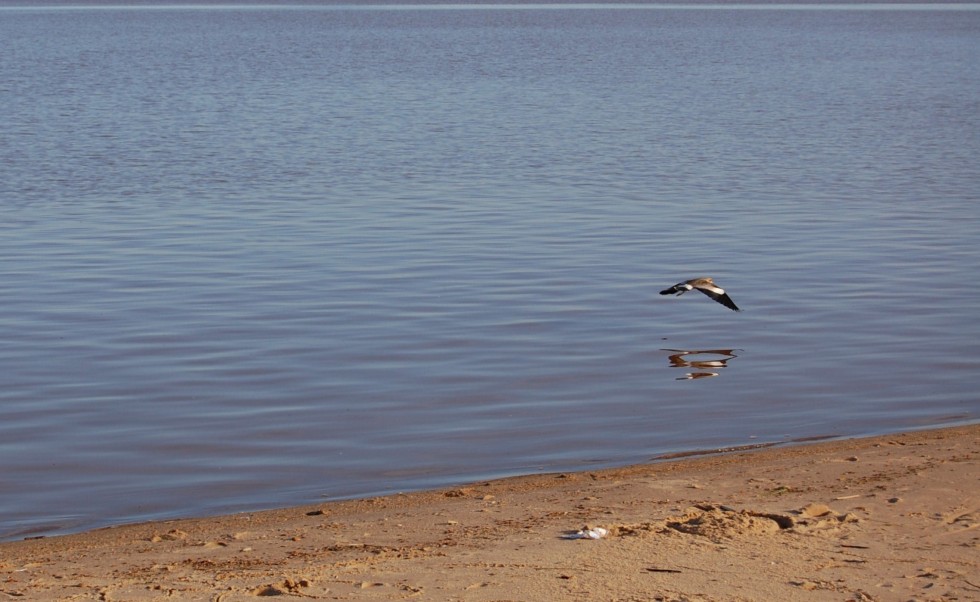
[2,424,977,601]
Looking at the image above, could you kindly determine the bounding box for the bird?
[660,277,740,311]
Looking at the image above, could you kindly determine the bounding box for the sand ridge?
[2,424,977,601]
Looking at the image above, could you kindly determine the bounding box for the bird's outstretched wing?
[693,283,740,311]
[659,282,691,296]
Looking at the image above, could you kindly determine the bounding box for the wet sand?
[2,424,977,601]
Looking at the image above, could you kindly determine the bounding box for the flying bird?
[660,277,740,311]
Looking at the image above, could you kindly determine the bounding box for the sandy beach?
[2,424,977,601]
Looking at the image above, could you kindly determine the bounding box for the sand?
[2,424,977,602]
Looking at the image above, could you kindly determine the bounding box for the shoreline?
[3,423,977,600]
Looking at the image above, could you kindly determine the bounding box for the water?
[1,3,978,541]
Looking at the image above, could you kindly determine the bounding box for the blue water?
[1,3,978,540]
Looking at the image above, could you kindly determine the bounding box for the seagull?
[660,277,740,311]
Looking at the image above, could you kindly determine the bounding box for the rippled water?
[1,3,978,540]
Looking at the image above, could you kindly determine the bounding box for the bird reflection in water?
[663,349,739,380]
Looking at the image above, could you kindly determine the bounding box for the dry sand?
[2,424,977,602]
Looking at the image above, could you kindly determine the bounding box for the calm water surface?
[1,3,979,540]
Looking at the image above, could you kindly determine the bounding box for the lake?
[1,2,978,540]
